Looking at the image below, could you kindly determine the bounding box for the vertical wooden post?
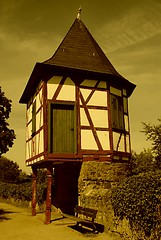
[45,164,53,224]
[31,166,37,216]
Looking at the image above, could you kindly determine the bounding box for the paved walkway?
[0,202,116,240]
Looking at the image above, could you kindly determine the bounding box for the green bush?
[0,180,47,206]
[0,181,32,202]
[112,170,161,238]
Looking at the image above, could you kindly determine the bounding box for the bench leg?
[92,223,98,233]
[76,222,80,227]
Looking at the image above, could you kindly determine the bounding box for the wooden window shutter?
[111,95,124,130]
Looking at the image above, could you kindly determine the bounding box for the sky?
[1,0,161,173]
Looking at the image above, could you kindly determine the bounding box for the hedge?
[0,181,46,206]
[112,170,161,238]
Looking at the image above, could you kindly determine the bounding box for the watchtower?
[19,10,136,223]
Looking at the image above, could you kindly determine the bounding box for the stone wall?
[78,161,133,238]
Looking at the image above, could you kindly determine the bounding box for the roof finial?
[77,6,82,20]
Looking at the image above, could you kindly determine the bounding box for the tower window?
[110,95,124,131]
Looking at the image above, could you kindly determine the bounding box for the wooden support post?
[45,164,53,224]
[31,166,37,216]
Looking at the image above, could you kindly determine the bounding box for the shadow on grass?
[0,209,14,222]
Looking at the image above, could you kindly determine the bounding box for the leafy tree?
[18,171,31,183]
[130,149,155,175]
[0,156,21,183]
[0,87,16,156]
[142,119,161,168]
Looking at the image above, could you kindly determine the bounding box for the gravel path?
[0,202,115,240]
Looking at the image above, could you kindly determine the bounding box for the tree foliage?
[0,156,21,183]
[130,149,155,175]
[142,119,161,167]
[0,87,16,156]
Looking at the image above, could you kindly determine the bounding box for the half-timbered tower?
[19,10,136,223]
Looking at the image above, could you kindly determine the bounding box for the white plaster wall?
[97,131,110,150]
[36,129,44,154]
[80,108,90,126]
[26,141,29,160]
[119,136,125,152]
[57,77,75,101]
[26,130,44,160]
[97,81,107,89]
[81,129,98,150]
[80,88,92,102]
[113,132,125,152]
[123,97,128,113]
[126,135,130,153]
[89,109,108,128]
[123,89,127,96]
[26,140,32,160]
[27,105,32,124]
[88,91,107,106]
[27,122,32,139]
[110,87,122,96]
[36,110,43,131]
[31,137,36,157]
[80,79,97,87]
[47,76,62,99]
[124,115,129,132]
[36,88,43,111]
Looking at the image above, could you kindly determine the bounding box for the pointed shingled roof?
[19,17,136,104]
[44,18,123,78]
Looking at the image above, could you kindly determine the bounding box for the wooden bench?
[61,206,98,232]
